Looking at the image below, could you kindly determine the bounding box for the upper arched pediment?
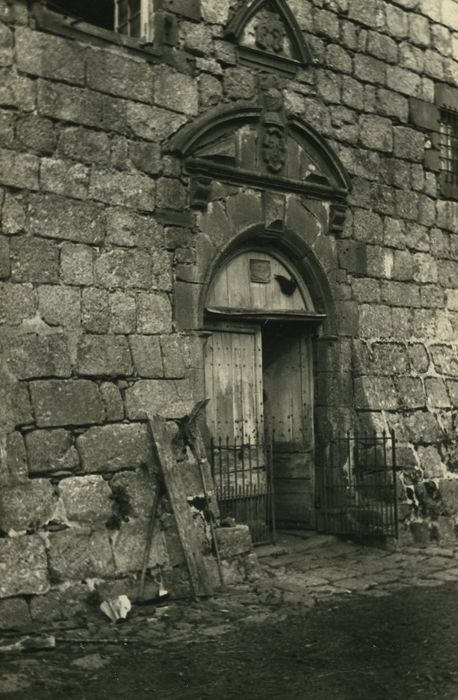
[224,0,312,75]
[169,101,351,215]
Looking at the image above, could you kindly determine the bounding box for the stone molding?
[224,0,312,75]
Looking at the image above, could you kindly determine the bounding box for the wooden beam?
[148,415,213,598]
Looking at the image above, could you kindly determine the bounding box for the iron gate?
[316,431,399,539]
[210,435,276,545]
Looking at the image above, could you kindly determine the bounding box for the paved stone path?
[252,531,458,606]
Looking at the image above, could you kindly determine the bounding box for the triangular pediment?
[225,0,312,74]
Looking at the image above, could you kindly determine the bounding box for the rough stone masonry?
[0,0,457,626]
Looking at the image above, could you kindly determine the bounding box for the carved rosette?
[262,125,286,173]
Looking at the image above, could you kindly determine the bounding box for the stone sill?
[32,3,163,64]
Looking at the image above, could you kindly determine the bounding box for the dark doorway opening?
[262,323,315,530]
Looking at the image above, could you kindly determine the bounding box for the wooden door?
[262,324,314,528]
[204,326,264,442]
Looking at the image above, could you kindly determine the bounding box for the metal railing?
[210,435,276,545]
[316,431,398,539]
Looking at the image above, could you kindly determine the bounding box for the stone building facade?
[0,0,457,624]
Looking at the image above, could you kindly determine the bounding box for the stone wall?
[0,0,457,621]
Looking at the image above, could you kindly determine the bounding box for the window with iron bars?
[439,107,458,198]
[115,0,153,40]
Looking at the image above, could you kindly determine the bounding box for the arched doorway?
[203,245,325,537]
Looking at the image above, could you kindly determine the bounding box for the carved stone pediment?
[169,103,350,235]
[225,0,312,75]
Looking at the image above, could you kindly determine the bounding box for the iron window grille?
[439,107,458,188]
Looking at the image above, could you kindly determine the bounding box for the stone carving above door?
[169,102,351,235]
[225,0,312,75]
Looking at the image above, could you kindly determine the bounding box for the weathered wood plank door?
[204,326,264,442]
[262,324,314,528]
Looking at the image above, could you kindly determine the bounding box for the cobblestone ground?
[2,532,458,699]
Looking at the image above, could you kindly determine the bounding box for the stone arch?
[198,224,338,338]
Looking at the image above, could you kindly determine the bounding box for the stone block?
[105,208,164,251]
[5,333,71,380]
[137,292,172,333]
[0,597,32,631]
[126,102,187,142]
[199,72,223,108]
[12,383,33,427]
[370,342,409,374]
[393,250,415,281]
[82,287,110,333]
[223,68,256,100]
[38,80,127,134]
[111,468,157,520]
[30,379,104,428]
[60,243,94,287]
[367,31,398,64]
[153,64,198,115]
[354,376,399,410]
[0,282,36,326]
[29,583,91,622]
[86,48,153,102]
[0,536,49,597]
[352,209,383,243]
[10,236,59,284]
[430,344,458,375]
[89,168,155,212]
[110,520,168,574]
[160,335,187,378]
[48,529,116,581]
[359,115,393,152]
[359,304,392,337]
[447,380,458,407]
[0,235,9,279]
[404,411,443,443]
[425,377,451,407]
[128,140,162,176]
[156,177,187,210]
[313,8,340,39]
[58,475,112,524]
[381,278,420,306]
[38,285,81,328]
[100,382,124,421]
[2,431,28,485]
[40,157,89,200]
[342,76,365,111]
[353,54,386,85]
[16,27,85,84]
[125,379,194,420]
[215,525,252,559]
[408,343,430,373]
[396,377,425,409]
[393,127,425,162]
[29,194,105,245]
[386,66,421,97]
[76,423,152,473]
[76,335,133,377]
[95,249,152,291]
[129,335,163,378]
[0,147,39,190]
[0,66,35,112]
[0,479,55,533]
[109,291,136,334]
[348,0,384,27]
[58,126,110,165]
[2,192,27,235]
[26,429,79,475]
[16,115,56,154]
